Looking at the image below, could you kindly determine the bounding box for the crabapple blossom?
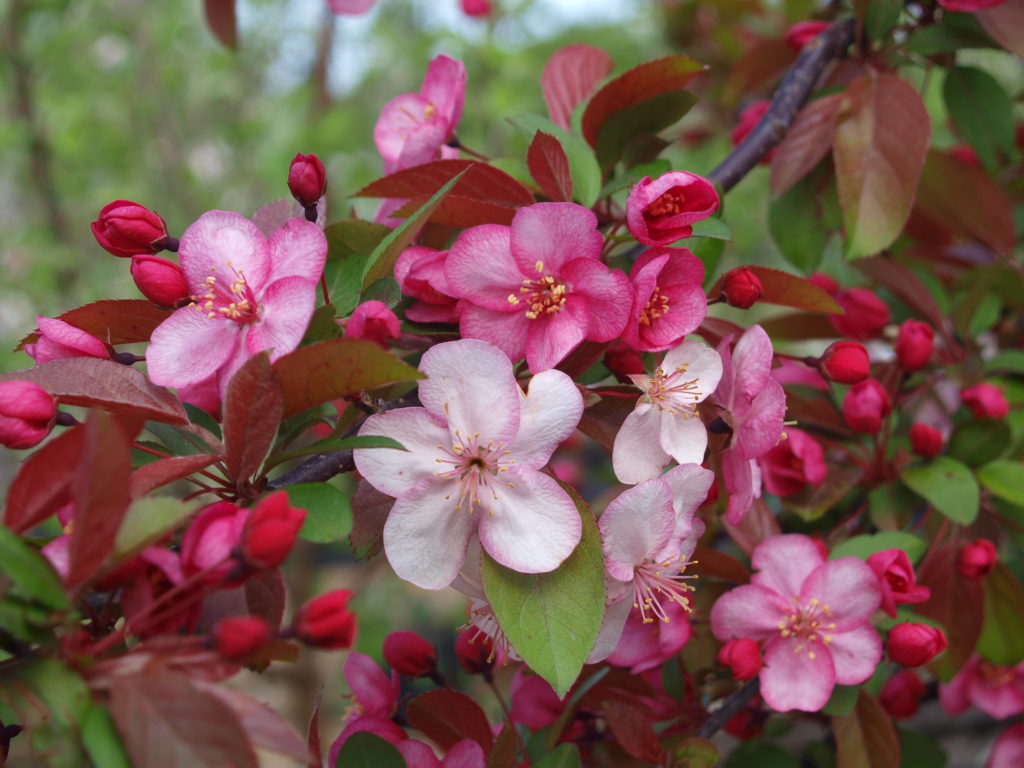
[394,246,460,323]
[91,199,171,257]
[25,316,111,364]
[622,247,707,352]
[606,598,693,674]
[711,534,883,712]
[866,548,930,617]
[446,203,631,373]
[759,428,826,497]
[989,723,1024,768]
[818,341,870,384]
[0,380,56,450]
[962,382,1010,419]
[957,539,998,579]
[130,255,189,308]
[612,339,723,484]
[345,300,400,346]
[353,339,584,589]
[625,171,720,246]
[940,654,1024,720]
[843,379,891,434]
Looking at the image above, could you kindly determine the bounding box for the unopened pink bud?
[880,670,925,719]
[961,382,1010,419]
[909,423,943,459]
[888,623,947,667]
[24,316,111,364]
[830,288,890,340]
[894,320,934,372]
[213,616,272,661]
[809,272,839,295]
[130,255,189,308]
[956,539,998,579]
[91,200,170,257]
[383,631,438,677]
[240,491,306,570]
[345,301,400,347]
[721,267,763,309]
[288,153,327,210]
[819,341,870,384]
[0,380,56,449]
[460,0,492,16]
[785,20,829,50]
[842,378,891,434]
[718,638,762,680]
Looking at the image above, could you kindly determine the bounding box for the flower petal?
[420,54,466,127]
[761,635,836,712]
[709,583,790,641]
[800,557,883,629]
[354,408,450,497]
[510,203,602,275]
[612,405,670,484]
[661,340,723,403]
[730,324,775,406]
[524,297,588,372]
[374,93,433,165]
[458,304,528,363]
[587,594,633,664]
[505,369,583,470]
[599,478,675,580]
[446,225,525,309]
[659,409,709,466]
[733,380,786,459]
[266,218,328,283]
[662,463,714,540]
[559,258,632,342]
[827,624,883,686]
[147,307,240,389]
[244,277,318,362]
[179,210,270,293]
[722,449,756,525]
[639,283,706,350]
[751,534,825,600]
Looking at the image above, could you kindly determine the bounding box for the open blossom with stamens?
[450,538,520,661]
[622,247,707,352]
[611,340,723,484]
[353,339,584,589]
[940,654,1024,720]
[711,534,883,712]
[146,211,326,398]
[446,203,632,373]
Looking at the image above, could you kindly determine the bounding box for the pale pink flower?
[622,247,707,352]
[394,246,461,323]
[374,55,466,174]
[710,534,883,712]
[25,316,111,363]
[940,654,1024,720]
[353,339,584,589]
[611,340,723,484]
[146,211,326,398]
[446,203,632,373]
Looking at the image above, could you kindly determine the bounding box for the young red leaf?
[245,568,287,629]
[354,160,533,207]
[542,44,614,131]
[3,424,83,533]
[203,0,237,48]
[770,93,842,196]
[602,699,667,764]
[976,0,1024,58]
[709,266,842,314]
[696,317,746,347]
[832,690,901,768]
[852,257,946,332]
[15,299,172,351]
[692,546,750,585]
[722,498,781,557]
[576,389,636,452]
[759,313,839,340]
[307,688,323,768]
[723,38,797,104]
[833,70,931,259]
[0,359,188,425]
[272,338,423,418]
[194,682,308,763]
[222,352,283,485]
[581,55,705,149]
[405,690,494,754]
[391,195,518,227]
[528,132,573,202]
[349,479,392,560]
[129,454,220,499]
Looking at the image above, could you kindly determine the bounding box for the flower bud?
[213,616,272,661]
[603,342,644,384]
[345,301,400,347]
[809,272,839,295]
[91,200,170,257]
[180,501,249,584]
[888,623,947,667]
[961,382,1010,419]
[717,638,762,680]
[625,171,720,246]
[830,288,890,340]
[879,670,925,719]
[24,316,111,364]
[294,589,357,649]
[130,255,189,308]
[842,379,891,434]
[909,423,944,459]
[460,0,492,16]
[240,491,307,570]
[383,631,438,678]
[785,20,829,50]
[949,143,981,167]
[287,153,327,210]
[956,539,998,580]
[867,549,930,618]
[819,341,870,384]
[455,628,499,676]
[894,320,934,372]
[0,380,56,450]
[720,267,763,309]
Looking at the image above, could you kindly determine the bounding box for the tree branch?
[694,678,760,739]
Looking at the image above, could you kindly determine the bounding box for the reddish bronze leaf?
[542,44,614,131]
[602,699,666,764]
[528,132,573,202]
[354,160,533,207]
[223,353,283,485]
[2,423,83,533]
[349,479,393,560]
[852,257,946,331]
[709,266,842,314]
[696,317,745,347]
[832,690,900,768]
[391,195,519,227]
[722,498,780,557]
[406,690,494,753]
[245,568,287,630]
[723,38,797,104]
[770,93,842,196]
[194,682,308,763]
[15,299,171,351]
[692,546,750,585]
[759,313,839,340]
[129,454,220,499]
[977,0,1024,58]
[577,389,636,452]
[203,0,237,49]
[486,723,518,768]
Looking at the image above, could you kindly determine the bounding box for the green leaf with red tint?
[486,723,518,768]
[769,167,836,274]
[223,352,284,485]
[577,388,636,452]
[833,71,930,259]
[355,160,533,207]
[0,526,69,610]
[674,737,718,768]
[193,682,308,763]
[833,690,900,768]
[770,93,842,197]
[542,44,614,131]
[976,0,1024,57]
[0,359,188,425]
[723,38,797,105]
[900,457,979,526]
[245,568,288,629]
[602,699,666,764]
[307,689,323,768]
[129,454,220,498]
[15,299,172,351]
[391,195,519,227]
[113,497,199,560]
[406,690,494,754]
[66,411,133,590]
[595,89,697,171]
[709,266,842,314]
[528,131,573,202]
[3,423,83,533]
[977,563,1024,666]
[203,0,236,48]
[943,66,1015,169]
[333,732,405,768]
[272,337,423,418]
[581,55,705,149]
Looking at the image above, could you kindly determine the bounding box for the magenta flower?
[625,171,720,246]
[940,654,1024,720]
[622,247,707,352]
[394,246,461,323]
[353,339,584,589]
[374,55,466,173]
[759,428,826,497]
[25,316,111,364]
[711,534,883,712]
[146,211,326,398]
[612,339,723,484]
[988,722,1024,768]
[446,203,632,373]
[327,0,377,15]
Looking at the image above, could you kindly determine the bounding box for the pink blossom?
[345,300,400,346]
[25,316,111,364]
[607,597,693,674]
[446,203,632,373]
[398,739,485,768]
[327,0,376,15]
[866,548,930,617]
[759,428,826,497]
[146,211,326,398]
[353,339,584,589]
[612,340,723,484]
[180,501,249,584]
[394,246,461,323]
[988,722,1024,768]
[711,534,883,712]
[374,55,466,174]
[622,247,707,352]
[451,538,518,661]
[941,655,1024,720]
[625,172,720,246]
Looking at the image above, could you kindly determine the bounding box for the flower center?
[980,661,1015,686]
[645,365,703,417]
[777,597,836,660]
[885,571,908,592]
[633,556,696,623]
[639,289,670,326]
[462,599,516,661]
[191,265,260,324]
[646,187,687,218]
[434,430,515,514]
[507,261,567,320]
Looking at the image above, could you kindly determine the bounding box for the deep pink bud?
[949,143,981,167]
[345,301,400,347]
[819,341,870,384]
[383,631,438,677]
[240,491,306,570]
[0,380,56,450]
[294,589,357,649]
[625,171,720,246]
[785,20,829,50]
[961,382,1010,419]
[180,501,249,583]
[809,272,839,295]
[880,670,925,719]
[460,0,492,16]
[213,616,272,661]
[956,539,998,580]
[888,623,947,667]
[130,255,189,308]
[24,316,111,364]
[287,153,327,209]
[731,100,772,163]
[894,320,934,372]
[455,629,499,676]
[830,288,890,340]
[842,378,891,434]
[721,267,763,309]
[91,200,169,258]
[603,342,645,384]
[909,423,944,459]
[938,1,1006,11]
[717,638,762,680]
[867,548,930,618]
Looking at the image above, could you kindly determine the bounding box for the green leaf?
[690,216,732,241]
[830,532,926,565]
[334,731,405,768]
[725,740,800,768]
[769,169,834,273]
[977,563,1024,666]
[265,434,407,470]
[324,219,391,262]
[361,277,402,308]
[509,116,601,208]
[481,485,605,697]
[533,743,581,768]
[947,419,1011,467]
[977,460,1024,508]
[985,350,1024,375]
[304,303,343,342]
[594,90,697,170]
[823,684,860,717]
[899,729,946,768]
[326,256,365,318]
[597,159,670,198]
[82,705,132,768]
[905,12,997,55]
[674,737,719,768]
[360,169,468,289]
[0,526,68,610]
[693,236,726,288]
[865,0,903,44]
[899,457,979,525]
[286,482,353,544]
[943,66,1015,169]
[114,497,200,560]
